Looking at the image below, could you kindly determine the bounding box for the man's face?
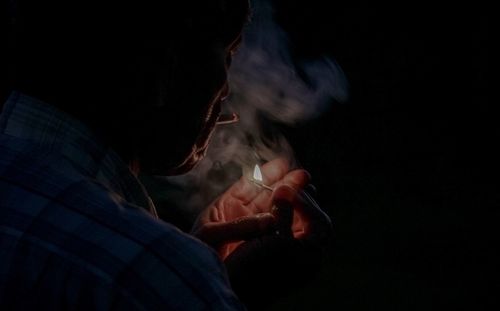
[136,34,242,176]
[167,35,242,175]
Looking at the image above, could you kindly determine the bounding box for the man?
[1,0,332,309]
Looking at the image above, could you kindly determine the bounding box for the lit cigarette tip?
[253,164,263,182]
[216,113,240,125]
[251,165,274,191]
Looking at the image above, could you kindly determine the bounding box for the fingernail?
[273,185,296,203]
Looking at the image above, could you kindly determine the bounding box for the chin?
[165,146,207,176]
[137,143,205,176]
[146,96,221,176]
[165,114,218,176]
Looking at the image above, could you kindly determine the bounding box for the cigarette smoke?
[147,0,348,222]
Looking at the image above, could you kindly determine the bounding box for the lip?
[197,99,222,146]
[216,112,240,125]
[167,98,223,175]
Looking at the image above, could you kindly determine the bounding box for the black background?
[264,1,491,310]
[1,1,492,310]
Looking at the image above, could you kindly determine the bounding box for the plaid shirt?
[0,92,244,310]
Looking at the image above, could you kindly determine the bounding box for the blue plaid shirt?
[0,92,244,310]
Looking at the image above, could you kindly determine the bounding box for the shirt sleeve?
[93,200,247,311]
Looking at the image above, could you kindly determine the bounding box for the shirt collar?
[0,91,158,217]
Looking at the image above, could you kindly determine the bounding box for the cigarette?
[250,179,274,191]
[216,113,240,125]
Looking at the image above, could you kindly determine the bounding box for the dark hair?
[6,0,250,165]
[9,0,249,100]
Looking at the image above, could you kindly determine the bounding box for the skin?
[132,33,244,176]
[10,0,332,280]
[192,158,333,260]
[127,0,332,265]
[167,36,243,175]
[130,26,332,260]
[129,24,333,257]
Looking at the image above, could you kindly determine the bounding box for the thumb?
[193,213,276,249]
[272,185,296,237]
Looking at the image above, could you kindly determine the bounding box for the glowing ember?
[253,164,263,182]
[250,164,273,191]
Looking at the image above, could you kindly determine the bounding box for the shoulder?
[105,202,244,310]
[0,139,243,310]
[59,186,244,310]
[68,190,243,310]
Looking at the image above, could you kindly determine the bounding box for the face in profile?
[135,2,248,176]
[165,35,242,176]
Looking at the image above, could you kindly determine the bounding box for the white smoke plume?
[148,0,348,218]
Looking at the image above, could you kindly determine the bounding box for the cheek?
[138,45,229,174]
[137,117,198,168]
[187,47,228,97]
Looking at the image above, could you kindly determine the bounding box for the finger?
[251,174,332,244]
[216,196,254,221]
[193,213,276,248]
[259,158,290,186]
[294,191,333,243]
[271,185,296,237]
[248,169,311,213]
[283,169,311,191]
[228,158,290,204]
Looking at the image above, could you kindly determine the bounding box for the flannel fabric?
[0,92,244,310]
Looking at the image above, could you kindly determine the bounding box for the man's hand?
[191,158,333,307]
